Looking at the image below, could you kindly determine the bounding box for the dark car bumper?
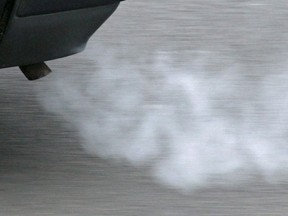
[0,0,123,69]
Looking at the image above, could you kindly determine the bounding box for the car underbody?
[0,0,124,80]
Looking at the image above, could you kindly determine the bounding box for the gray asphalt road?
[1,1,288,215]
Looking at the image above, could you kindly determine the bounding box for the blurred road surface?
[1,1,288,215]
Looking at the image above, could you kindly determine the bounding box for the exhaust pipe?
[19,62,52,81]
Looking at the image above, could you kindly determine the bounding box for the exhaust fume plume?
[36,48,288,191]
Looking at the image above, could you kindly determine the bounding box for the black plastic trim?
[0,0,15,41]
[0,1,121,68]
[17,0,123,17]
[0,0,7,16]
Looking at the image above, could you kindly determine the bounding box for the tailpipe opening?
[19,62,52,81]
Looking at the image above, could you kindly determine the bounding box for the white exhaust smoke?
[36,48,288,191]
